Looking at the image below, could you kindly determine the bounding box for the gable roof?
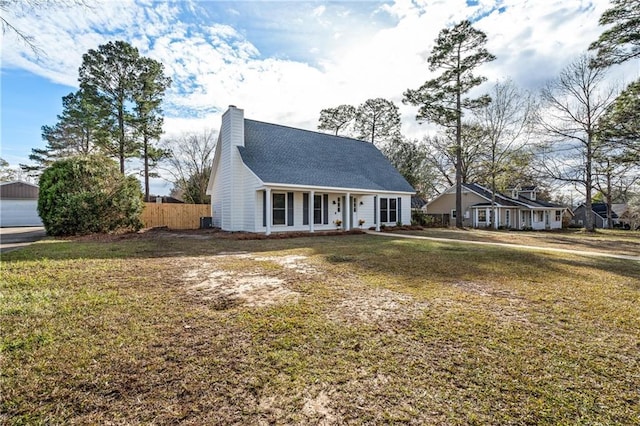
[428,182,565,210]
[237,119,414,193]
[587,202,619,219]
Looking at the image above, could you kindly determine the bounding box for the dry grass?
[1,231,639,424]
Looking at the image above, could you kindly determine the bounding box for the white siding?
[211,163,223,228]
[217,106,246,232]
[242,168,261,232]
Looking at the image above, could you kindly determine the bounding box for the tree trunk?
[118,99,125,174]
[144,135,150,202]
[585,135,594,232]
[455,50,463,229]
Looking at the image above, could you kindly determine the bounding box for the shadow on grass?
[3,231,639,285]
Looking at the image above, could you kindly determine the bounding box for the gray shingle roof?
[465,183,563,209]
[238,119,415,193]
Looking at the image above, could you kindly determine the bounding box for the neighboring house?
[0,181,43,227]
[572,203,619,228]
[206,106,415,234]
[426,183,566,230]
[411,195,427,212]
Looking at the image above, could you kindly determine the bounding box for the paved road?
[366,230,640,262]
[0,227,47,254]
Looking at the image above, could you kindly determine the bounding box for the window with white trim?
[478,209,487,222]
[314,194,322,224]
[381,198,388,222]
[555,210,561,221]
[389,198,397,222]
[273,193,286,225]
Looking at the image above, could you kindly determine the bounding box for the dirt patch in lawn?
[327,286,429,326]
[183,253,320,308]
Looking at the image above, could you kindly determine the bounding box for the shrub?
[38,155,144,236]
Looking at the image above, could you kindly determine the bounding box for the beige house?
[426,183,566,230]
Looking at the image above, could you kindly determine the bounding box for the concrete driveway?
[0,227,47,254]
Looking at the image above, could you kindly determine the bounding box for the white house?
[426,183,566,230]
[206,106,415,235]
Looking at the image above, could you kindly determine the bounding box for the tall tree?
[21,88,111,173]
[354,98,401,146]
[163,129,217,204]
[535,54,616,232]
[403,20,495,228]
[598,79,640,166]
[318,105,356,136]
[79,40,142,174]
[589,0,640,67]
[132,57,171,201]
[474,80,535,228]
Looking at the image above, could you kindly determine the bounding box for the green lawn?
[2,231,639,424]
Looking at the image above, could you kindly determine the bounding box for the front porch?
[258,187,410,235]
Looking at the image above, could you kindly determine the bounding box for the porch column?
[530,210,533,228]
[474,208,478,228]
[265,188,272,236]
[495,208,499,229]
[375,195,380,231]
[309,190,315,233]
[345,192,351,230]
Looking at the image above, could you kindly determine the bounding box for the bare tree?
[423,123,488,192]
[162,129,217,204]
[535,55,616,231]
[474,80,536,228]
[1,0,87,56]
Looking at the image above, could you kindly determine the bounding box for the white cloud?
[3,0,638,169]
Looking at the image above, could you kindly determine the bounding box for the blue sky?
[1,0,637,195]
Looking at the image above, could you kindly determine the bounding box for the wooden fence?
[141,203,210,230]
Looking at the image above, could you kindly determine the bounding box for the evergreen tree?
[318,105,356,136]
[589,0,640,67]
[355,98,401,146]
[132,57,172,201]
[79,40,142,174]
[21,88,112,174]
[404,20,495,228]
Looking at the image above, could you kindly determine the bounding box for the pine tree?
[404,20,495,228]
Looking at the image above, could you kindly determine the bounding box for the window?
[478,209,487,222]
[451,209,456,218]
[381,198,388,222]
[389,198,397,222]
[337,197,341,213]
[555,210,561,221]
[505,210,510,226]
[273,193,286,225]
[536,211,544,222]
[314,194,322,224]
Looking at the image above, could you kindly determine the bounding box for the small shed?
[0,181,43,227]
